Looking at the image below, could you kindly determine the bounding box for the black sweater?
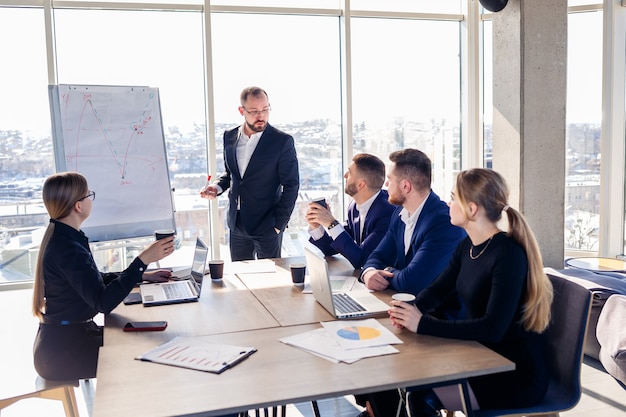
[415,232,549,409]
[43,219,146,322]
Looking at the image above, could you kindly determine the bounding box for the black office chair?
[473,273,592,417]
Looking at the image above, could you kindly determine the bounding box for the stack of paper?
[280,319,402,363]
[225,259,276,274]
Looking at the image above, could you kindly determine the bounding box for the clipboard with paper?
[136,336,257,374]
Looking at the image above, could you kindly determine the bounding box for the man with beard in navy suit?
[361,148,465,296]
[201,87,299,261]
[306,153,396,269]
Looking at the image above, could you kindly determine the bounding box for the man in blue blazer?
[355,148,465,417]
[201,87,299,261]
[306,153,396,269]
[361,148,465,296]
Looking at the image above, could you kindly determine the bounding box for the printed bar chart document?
[136,336,257,374]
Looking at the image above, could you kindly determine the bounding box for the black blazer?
[216,124,299,236]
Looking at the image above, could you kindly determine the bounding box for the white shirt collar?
[355,190,380,219]
[236,126,263,176]
[400,191,429,254]
[238,125,263,141]
[399,191,429,226]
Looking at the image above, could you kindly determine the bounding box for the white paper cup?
[392,293,416,304]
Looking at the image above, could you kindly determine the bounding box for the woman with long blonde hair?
[384,168,554,416]
[32,172,174,380]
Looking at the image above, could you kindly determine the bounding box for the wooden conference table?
[93,256,514,417]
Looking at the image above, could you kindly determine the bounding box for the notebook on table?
[140,237,208,306]
[304,246,389,319]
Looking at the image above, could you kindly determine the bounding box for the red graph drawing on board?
[62,91,163,181]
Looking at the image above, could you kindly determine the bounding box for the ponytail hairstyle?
[32,172,89,319]
[455,168,553,333]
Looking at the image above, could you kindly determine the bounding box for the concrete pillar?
[492,0,567,268]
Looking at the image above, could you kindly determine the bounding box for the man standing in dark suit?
[305,153,396,269]
[200,87,299,261]
[361,148,465,296]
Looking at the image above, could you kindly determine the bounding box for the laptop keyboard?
[333,293,366,314]
[164,282,194,299]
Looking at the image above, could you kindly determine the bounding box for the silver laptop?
[140,237,208,306]
[171,237,209,286]
[304,246,389,319]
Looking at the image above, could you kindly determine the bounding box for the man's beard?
[246,120,266,133]
[388,192,405,206]
[345,182,358,197]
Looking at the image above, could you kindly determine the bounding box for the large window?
[482,7,604,255]
[351,18,461,199]
[483,20,493,168]
[0,7,51,283]
[210,12,342,256]
[352,0,462,14]
[565,10,603,252]
[53,9,208,268]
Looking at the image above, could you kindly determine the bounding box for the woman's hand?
[138,236,175,265]
[142,269,172,282]
[388,300,422,333]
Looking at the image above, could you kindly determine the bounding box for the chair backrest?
[475,273,592,417]
[543,273,592,406]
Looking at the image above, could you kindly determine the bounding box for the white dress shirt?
[236,126,263,177]
[212,126,263,197]
[399,192,428,255]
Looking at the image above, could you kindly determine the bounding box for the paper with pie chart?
[279,327,399,364]
[321,319,403,349]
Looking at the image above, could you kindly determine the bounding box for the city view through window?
[564,10,603,252]
[0,4,608,284]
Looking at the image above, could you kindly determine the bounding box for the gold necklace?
[469,235,494,260]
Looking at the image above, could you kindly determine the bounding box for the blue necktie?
[353,208,361,245]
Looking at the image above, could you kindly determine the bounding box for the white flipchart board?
[49,84,176,242]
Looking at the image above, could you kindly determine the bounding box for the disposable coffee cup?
[155,229,176,240]
[290,263,306,286]
[208,260,224,281]
[311,198,327,209]
[392,293,416,305]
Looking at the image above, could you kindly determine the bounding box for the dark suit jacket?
[216,124,299,236]
[309,190,396,269]
[362,191,466,296]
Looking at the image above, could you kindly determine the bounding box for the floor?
[1,287,624,417]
